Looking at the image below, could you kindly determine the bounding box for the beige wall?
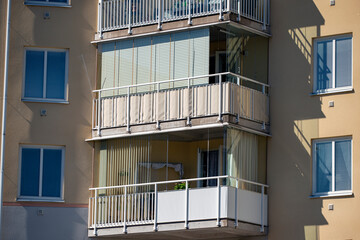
[1,1,97,204]
[268,0,360,239]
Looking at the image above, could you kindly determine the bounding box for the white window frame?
[313,34,353,95]
[22,48,69,103]
[312,137,353,198]
[24,0,71,7]
[17,145,65,202]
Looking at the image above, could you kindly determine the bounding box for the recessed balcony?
[96,0,270,40]
[88,175,268,238]
[91,72,269,140]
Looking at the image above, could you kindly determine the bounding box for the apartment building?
[0,0,359,240]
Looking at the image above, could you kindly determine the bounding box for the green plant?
[174,181,187,190]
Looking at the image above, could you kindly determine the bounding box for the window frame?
[22,48,69,103]
[17,145,65,202]
[312,137,353,197]
[24,0,71,7]
[313,34,353,95]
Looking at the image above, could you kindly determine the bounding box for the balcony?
[91,72,269,140]
[88,175,268,238]
[96,0,270,40]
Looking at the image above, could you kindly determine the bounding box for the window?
[312,137,352,197]
[24,0,70,7]
[313,34,352,94]
[18,145,64,201]
[23,48,68,103]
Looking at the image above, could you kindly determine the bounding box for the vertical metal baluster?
[234,179,238,227]
[185,180,189,229]
[217,177,221,226]
[260,186,265,232]
[94,190,98,235]
[154,184,158,231]
[123,186,127,233]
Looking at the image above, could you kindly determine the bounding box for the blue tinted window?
[46,52,66,99]
[24,51,44,98]
[23,49,67,101]
[20,148,41,196]
[42,149,62,197]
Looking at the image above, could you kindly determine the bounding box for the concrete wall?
[268,0,360,239]
[2,205,89,240]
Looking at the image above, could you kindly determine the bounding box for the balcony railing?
[92,72,269,136]
[89,175,268,235]
[98,0,270,35]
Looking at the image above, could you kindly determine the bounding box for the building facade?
[0,0,358,240]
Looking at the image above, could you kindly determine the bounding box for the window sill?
[17,197,64,203]
[310,87,354,96]
[309,192,353,199]
[22,99,69,104]
[24,2,71,8]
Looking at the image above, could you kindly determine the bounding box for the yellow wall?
[0,1,97,204]
[268,0,360,239]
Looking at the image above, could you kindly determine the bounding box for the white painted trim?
[312,136,352,196]
[313,34,353,93]
[22,48,69,103]
[17,145,65,202]
[310,86,353,96]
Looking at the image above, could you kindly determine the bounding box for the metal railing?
[92,72,269,136]
[89,175,269,235]
[98,0,270,35]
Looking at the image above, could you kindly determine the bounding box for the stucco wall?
[3,0,97,204]
[268,0,360,239]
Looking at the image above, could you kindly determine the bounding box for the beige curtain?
[227,129,258,190]
[104,138,151,195]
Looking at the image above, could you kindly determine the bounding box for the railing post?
[234,179,238,227]
[154,183,158,231]
[128,0,132,34]
[127,87,131,133]
[123,186,127,233]
[97,91,102,136]
[237,76,240,86]
[262,0,266,30]
[217,177,221,227]
[262,85,265,94]
[227,0,230,11]
[186,78,191,126]
[184,180,189,229]
[218,75,223,122]
[156,83,160,129]
[158,0,162,29]
[260,185,264,233]
[237,0,241,21]
[94,189,98,236]
[98,0,103,38]
[188,0,192,25]
[251,89,254,120]
[219,0,223,20]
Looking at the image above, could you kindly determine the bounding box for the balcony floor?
[89,219,267,239]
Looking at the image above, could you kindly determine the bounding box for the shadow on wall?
[268,0,329,239]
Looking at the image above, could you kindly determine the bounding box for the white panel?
[152,34,171,88]
[158,190,185,223]
[100,43,116,96]
[171,31,190,88]
[190,28,210,85]
[134,37,152,92]
[116,39,133,93]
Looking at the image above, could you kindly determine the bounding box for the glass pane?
[46,51,66,99]
[42,149,63,197]
[51,0,68,3]
[335,140,351,191]
[24,51,44,98]
[316,40,333,90]
[335,38,352,88]
[20,148,41,196]
[315,142,332,193]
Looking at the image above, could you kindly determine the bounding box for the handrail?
[93,72,269,93]
[89,175,269,191]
